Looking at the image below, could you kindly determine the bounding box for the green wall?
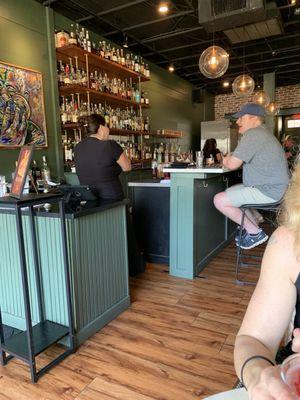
[0,0,214,181]
[0,0,62,180]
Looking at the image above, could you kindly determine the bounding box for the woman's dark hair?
[202,138,217,158]
[85,114,106,135]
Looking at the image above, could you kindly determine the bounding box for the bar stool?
[235,200,282,285]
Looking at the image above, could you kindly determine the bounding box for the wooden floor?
[0,240,263,400]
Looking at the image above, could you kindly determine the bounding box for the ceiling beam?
[43,0,58,5]
[176,46,300,71]
[157,42,300,66]
[134,26,203,45]
[103,9,196,36]
[143,40,212,57]
[67,0,174,66]
[76,0,147,23]
[184,59,300,78]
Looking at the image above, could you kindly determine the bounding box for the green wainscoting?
[169,170,239,279]
[0,203,129,345]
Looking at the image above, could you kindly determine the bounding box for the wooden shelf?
[59,85,149,109]
[2,320,69,361]
[152,133,183,139]
[56,45,150,82]
[62,123,150,137]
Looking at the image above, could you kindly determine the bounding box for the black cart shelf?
[0,193,75,383]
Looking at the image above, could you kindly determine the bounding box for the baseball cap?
[232,103,265,119]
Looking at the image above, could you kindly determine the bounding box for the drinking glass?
[281,353,300,397]
[196,151,203,168]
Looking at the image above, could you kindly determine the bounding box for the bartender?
[74,114,131,200]
[213,103,289,250]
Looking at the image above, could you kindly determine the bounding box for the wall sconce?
[199,45,229,79]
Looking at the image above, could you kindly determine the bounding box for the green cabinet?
[0,202,130,346]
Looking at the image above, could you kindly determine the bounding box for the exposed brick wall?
[215,84,300,120]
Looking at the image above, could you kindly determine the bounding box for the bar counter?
[164,167,241,279]
[0,197,130,346]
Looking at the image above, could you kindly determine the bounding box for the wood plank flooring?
[0,240,263,399]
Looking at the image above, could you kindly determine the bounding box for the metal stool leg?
[235,208,262,285]
[235,208,246,284]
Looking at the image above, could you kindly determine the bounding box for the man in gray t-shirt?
[214,103,289,250]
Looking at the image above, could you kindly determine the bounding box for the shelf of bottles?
[55,23,152,170]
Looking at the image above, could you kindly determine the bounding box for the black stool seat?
[235,200,282,285]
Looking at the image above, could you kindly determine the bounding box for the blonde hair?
[280,164,300,251]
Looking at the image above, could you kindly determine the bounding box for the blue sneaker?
[239,229,269,250]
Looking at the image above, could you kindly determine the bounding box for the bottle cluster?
[55,24,150,78]
[58,61,150,105]
[60,100,150,133]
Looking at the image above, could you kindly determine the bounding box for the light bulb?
[158,2,169,14]
[199,45,229,79]
[232,74,255,97]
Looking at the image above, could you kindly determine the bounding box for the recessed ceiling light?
[158,2,169,14]
[168,65,175,72]
[223,81,230,87]
[291,0,296,5]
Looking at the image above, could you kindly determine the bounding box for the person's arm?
[234,226,298,399]
[222,153,243,170]
[216,152,223,164]
[117,151,131,172]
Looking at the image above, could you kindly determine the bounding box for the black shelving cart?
[0,192,75,383]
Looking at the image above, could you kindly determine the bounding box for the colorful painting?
[0,62,47,148]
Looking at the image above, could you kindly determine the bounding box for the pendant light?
[265,102,279,116]
[199,4,229,79]
[199,45,229,79]
[232,27,255,97]
[232,74,255,97]
[253,90,270,107]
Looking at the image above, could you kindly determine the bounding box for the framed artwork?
[10,146,34,198]
[0,61,47,148]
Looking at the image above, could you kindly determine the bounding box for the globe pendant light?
[265,102,279,116]
[199,45,229,79]
[232,74,255,97]
[253,90,270,107]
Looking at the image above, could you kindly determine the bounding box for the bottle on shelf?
[31,160,42,186]
[41,156,51,186]
[69,24,77,45]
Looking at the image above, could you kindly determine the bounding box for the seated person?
[202,138,222,166]
[234,164,300,399]
[283,135,300,171]
[74,114,131,200]
[214,103,289,250]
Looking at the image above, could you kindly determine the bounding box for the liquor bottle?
[69,24,77,45]
[86,30,91,52]
[31,160,42,186]
[41,156,51,184]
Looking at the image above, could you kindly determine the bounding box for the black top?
[203,148,221,164]
[74,137,124,200]
[276,274,300,363]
